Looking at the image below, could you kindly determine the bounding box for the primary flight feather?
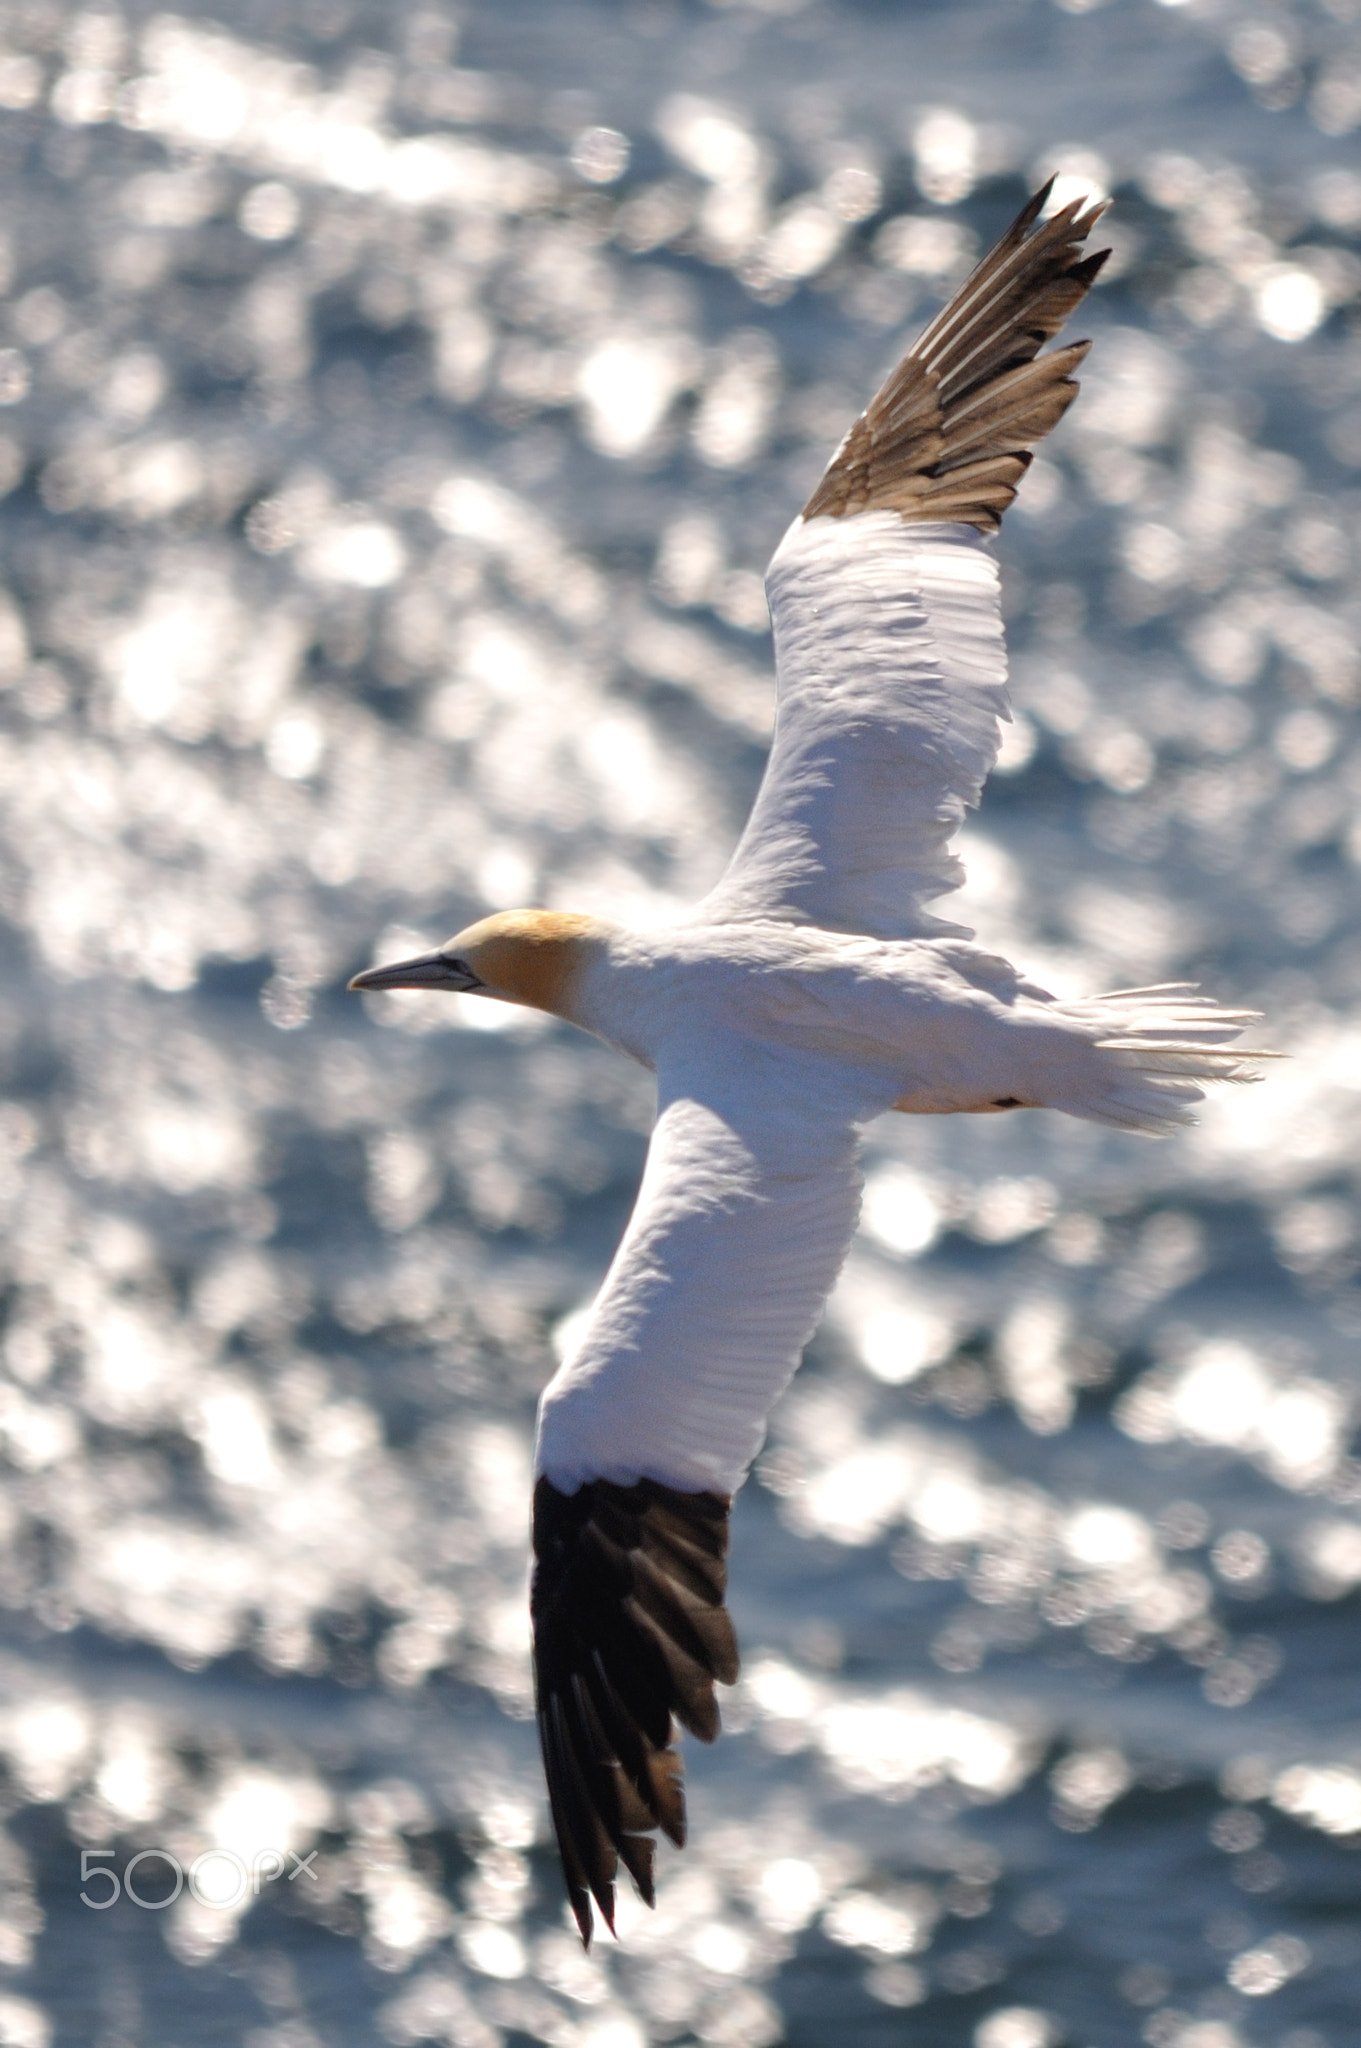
[350,183,1269,1943]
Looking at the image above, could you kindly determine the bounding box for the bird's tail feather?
[1057,984,1277,1136]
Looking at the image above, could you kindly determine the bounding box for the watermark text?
[80,1847,317,1909]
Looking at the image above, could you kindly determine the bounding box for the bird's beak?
[348,951,484,993]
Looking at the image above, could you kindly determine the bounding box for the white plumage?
[700,515,1008,939]
[535,924,1257,1508]
[537,1057,866,1497]
[350,182,1271,1942]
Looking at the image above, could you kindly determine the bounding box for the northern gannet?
[350,184,1268,1942]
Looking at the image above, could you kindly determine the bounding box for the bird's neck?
[483,912,610,1024]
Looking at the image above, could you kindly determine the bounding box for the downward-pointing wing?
[699,184,1108,943]
[531,1472,736,1944]
[532,1045,872,1939]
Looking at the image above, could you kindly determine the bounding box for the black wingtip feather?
[1069,247,1112,290]
[1017,174,1056,230]
[802,178,1109,530]
[531,1475,738,1944]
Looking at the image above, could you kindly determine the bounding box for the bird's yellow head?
[349,909,601,1023]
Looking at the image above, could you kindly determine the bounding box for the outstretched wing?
[531,1050,870,1941]
[531,1472,735,1945]
[803,181,1109,532]
[698,184,1108,943]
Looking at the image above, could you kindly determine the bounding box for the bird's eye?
[991,1096,1022,1108]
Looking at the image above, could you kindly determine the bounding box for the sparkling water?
[0,2,1358,2043]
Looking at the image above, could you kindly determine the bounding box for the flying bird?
[351,183,1267,1943]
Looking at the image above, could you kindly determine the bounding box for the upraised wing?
[698,184,1108,943]
[532,1049,872,1941]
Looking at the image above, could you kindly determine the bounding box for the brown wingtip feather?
[803,183,1111,532]
[531,1475,738,1946]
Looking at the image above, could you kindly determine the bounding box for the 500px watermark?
[79,1847,318,1910]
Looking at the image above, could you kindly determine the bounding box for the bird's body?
[439,906,1257,1511]
[351,182,1271,1942]
[562,917,1237,1129]
[573,917,1059,1102]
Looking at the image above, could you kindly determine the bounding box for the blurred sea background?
[0,0,1360,2043]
